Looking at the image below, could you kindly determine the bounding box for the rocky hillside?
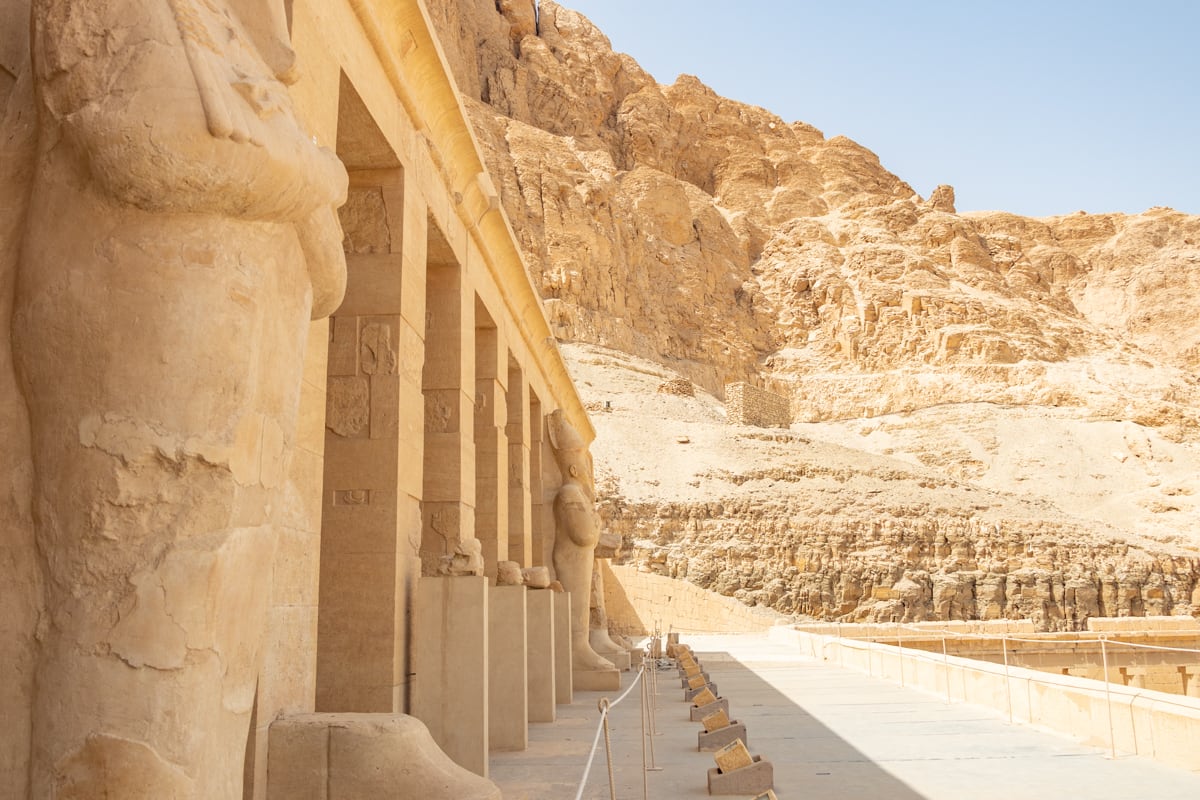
[427,0,1200,628]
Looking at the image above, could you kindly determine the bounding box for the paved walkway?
[490,633,1200,799]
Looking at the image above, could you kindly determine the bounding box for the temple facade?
[0,1,610,796]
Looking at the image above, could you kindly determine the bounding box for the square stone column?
[506,362,532,566]
[411,576,490,776]
[474,321,508,579]
[553,592,573,705]
[488,585,528,751]
[317,169,424,714]
[526,589,556,723]
[422,254,476,573]
[529,401,551,567]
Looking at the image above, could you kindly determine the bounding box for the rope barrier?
[571,664,647,800]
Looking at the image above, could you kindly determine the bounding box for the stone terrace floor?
[489,633,1200,799]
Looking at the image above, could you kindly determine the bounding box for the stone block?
[687,673,708,690]
[488,585,528,752]
[698,721,748,752]
[681,672,710,688]
[574,668,621,691]
[689,686,718,708]
[605,650,632,671]
[701,708,731,732]
[553,592,573,704]
[707,755,773,796]
[411,576,489,776]
[526,588,556,723]
[691,697,729,722]
[713,738,753,773]
[267,713,501,800]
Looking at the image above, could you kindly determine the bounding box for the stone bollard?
[708,739,773,796]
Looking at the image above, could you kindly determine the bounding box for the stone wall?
[725,382,790,428]
[601,562,782,634]
[771,625,1200,772]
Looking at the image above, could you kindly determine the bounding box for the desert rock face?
[431,1,1200,629]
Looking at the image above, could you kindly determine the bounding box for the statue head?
[548,409,593,490]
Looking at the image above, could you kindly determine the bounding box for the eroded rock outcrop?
[427,1,1200,629]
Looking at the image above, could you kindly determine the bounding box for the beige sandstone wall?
[601,562,782,635]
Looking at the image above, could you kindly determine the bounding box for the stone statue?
[589,557,630,657]
[548,410,615,672]
[14,1,346,796]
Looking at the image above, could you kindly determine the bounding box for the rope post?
[639,673,649,800]
[598,698,616,800]
[1002,635,1013,724]
[1101,635,1117,760]
[942,634,951,704]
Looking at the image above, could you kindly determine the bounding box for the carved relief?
[425,391,455,433]
[334,489,371,506]
[327,377,370,437]
[360,320,398,375]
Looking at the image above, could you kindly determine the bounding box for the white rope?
[572,665,646,800]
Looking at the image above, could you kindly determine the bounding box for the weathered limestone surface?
[1,0,594,796]
[548,409,615,672]
[425,1,1200,631]
[11,1,347,796]
[0,2,36,793]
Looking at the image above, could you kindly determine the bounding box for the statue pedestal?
[526,590,557,723]
[488,585,527,752]
[268,714,500,799]
[411,576,489,776]
[553,592,573,704]
[600,650,632,671]
[573,667,621,691]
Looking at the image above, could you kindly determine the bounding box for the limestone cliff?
[428,0,1200,629]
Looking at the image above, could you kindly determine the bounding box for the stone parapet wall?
[601,562,783,635]
[1087,616,1200,632]
[770,625,1200,772]
[724,382,790,428]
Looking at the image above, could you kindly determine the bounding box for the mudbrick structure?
[425,0,1200,631]
[725,382,792,428]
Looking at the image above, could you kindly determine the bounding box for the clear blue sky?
[561,1,1199,218]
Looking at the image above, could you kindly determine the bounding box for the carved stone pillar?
[474,322,508,579]
[506,361,532,565]
[422,255,477,574]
